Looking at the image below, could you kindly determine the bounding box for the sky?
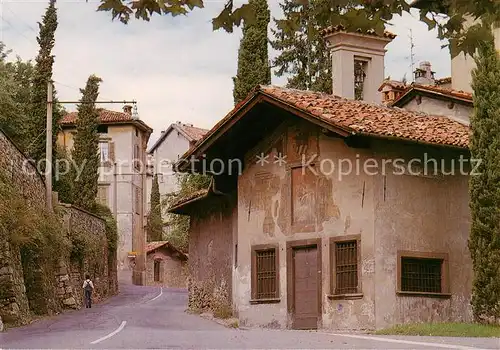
[0,0,451,147]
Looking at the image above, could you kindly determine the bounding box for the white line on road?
[149,287,163,302]
[90,321,127,345]
[327,333,489,350]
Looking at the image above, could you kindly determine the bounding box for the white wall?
[400,96,472,125]
[146,128,191,219]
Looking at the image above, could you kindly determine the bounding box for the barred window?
[401,257,442,293]
[330,235,361,297]
[251,245,279,302]
[397,251,450,297]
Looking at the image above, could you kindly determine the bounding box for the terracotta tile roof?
[260,86,469,148]
[176,124,209,142]
[392,83,473,106]
[61,108,153,133]
[148,122,209,153]
[61,108,133,124]
[378,79,408,91]
[145,241,188,259]
[320,24,397,39]
[170,189,209,209]
[435,77,452,85]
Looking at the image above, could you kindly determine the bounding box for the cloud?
[1,1,450,147]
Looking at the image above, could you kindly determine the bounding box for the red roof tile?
[435,77,452,85]
[378,80,408,91]
[320,24,397,39]
[176,124,208,142]
[392,83,473,106]
[145,241,188,259]
[61,108,133,124]
[180,86,470,163]
[263,86,469,148]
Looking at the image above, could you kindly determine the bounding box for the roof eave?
[175,90,263,172]
[358,131,468,151]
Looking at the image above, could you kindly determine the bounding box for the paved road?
[1,284,499,349]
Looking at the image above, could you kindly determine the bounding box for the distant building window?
[330,235,361,297]
[397,251,450,297]
[134,186,141,214]
[97,125,108,133]
[99,142,109,162]
[97,185,109,206]
[251,245,279,302]
[134,144,140,171]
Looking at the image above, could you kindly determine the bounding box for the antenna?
[408,28,416,82]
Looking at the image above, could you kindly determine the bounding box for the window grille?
[255,249,277,299]
[334,240,358,294]
[401,257,442,293]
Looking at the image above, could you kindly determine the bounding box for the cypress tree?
[232,0,271,105]
[147,174,163,242]
[72,75,102,211]
[26,0,59,163]
[468,39,500,323]
[270,0,345,94]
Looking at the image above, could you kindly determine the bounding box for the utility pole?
[46,81,53,211]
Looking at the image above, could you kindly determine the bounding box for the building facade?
[168,27,475,330]
[145,241,188,288]
[146,122,207,223]
[58,106,153,285]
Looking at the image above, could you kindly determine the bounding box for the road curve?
[1,284,498,349]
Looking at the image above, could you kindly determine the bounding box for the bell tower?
[322,26,396,104]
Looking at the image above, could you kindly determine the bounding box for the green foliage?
[147,174,163,242]
[468,40,500,323]
[53,145,74,204]
[25,0,60,164]
[0,170,70,315]
[232,0,270,105]
[92,203,118,253]
[0,44,34,146]
[162,173,211,252]
[71,75,102,212]
[374,322,500,338]
[270,0,335,93]
[95,0,498,59]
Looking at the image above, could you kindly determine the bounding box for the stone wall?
[58,204,113,309]
[0,130,118,329]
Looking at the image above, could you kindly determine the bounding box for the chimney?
[322,27,395,103]
[379,79,407,106]
[414,61,435,85]
[123,105,132,115]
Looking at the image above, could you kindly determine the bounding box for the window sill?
[327,293,363,300]
[396,291,451,299]
[249,298,281,305]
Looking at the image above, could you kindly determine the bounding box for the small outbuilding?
[145,241,188,288]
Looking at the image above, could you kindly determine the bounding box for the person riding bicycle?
[82,274,94,308]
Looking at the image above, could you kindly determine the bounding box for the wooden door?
[154,260,160,282]
[292,246,319,329]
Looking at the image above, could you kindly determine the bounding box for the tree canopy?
[233,0,271,105]
[95,0,499,58]
[468,40,500,323]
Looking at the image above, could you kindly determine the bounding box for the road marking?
[90,321,126,345]
[327,333,488,350]
[149,287,163,302]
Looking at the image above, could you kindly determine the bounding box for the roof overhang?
[392,86,473,108]
[174,90,351,173]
